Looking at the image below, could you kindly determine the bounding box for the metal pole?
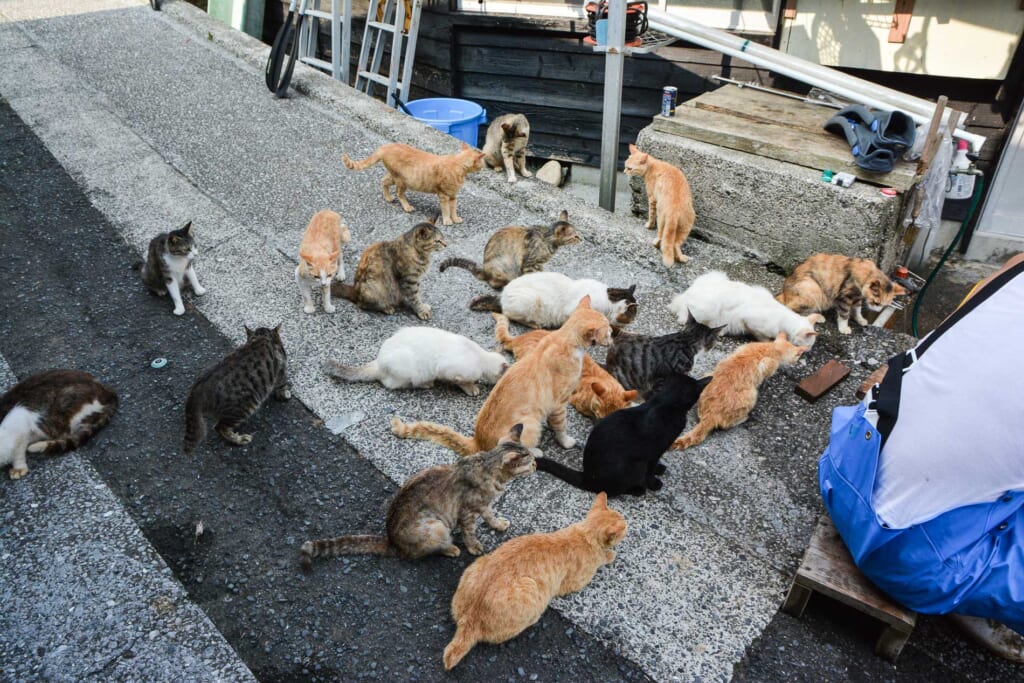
[598,0,626,211]
[341,0,352,83]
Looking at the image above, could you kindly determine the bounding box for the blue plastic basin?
[403,98,487,147]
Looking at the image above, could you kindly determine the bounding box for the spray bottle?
[945,139,976,200]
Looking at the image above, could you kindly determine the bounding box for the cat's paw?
[838,323,853,335]
[489,517,511,532]
[323,303,337,314]
[276,387,292,401]
[645,222,657,230]
[555,433,576,449]
[521,170,533,178]
[651,238,661,247]
[676,253,690,264]
[506,175,517,183]
[417,305,432,320]
[442,545,461,557]
[604,550,617,563]
[193,285,207,296]
[854,313,869,326]
[27,440,52,453]
[8,467,27,480]
[172,305,186,316]
[465,540,485,556]
[303,304,316,314]
[647,477,664,491]
[653,463,667,475]
[452,216,464,224]
[237,433,253,444]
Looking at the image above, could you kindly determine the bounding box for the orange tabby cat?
[776,254,907,334]
[492,313,638,419]
[391,297,612,454]
[342,142,486,225]
[672,332,806,450]
[442,492,627,669]
[623,143,695,267]
[296,209,351,314]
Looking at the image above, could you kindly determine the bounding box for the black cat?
[535,373,711,497]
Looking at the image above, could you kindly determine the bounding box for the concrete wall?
[632,124,905,272]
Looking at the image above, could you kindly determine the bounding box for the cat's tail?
[443,624,480,670]
[390,417,479,456]
[342,150,382,171]
[469,295,502,313]
[325,359,380,383]
[438,257,484,280]
[330,281,359,302]
[535,457,595,492]
[299,535,394,570]
[182,390,206,454]
[491,312,515,349]
[671,419,714,451]
[30,392,119,455]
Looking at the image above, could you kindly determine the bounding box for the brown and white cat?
[391,296,612,454]
[482,113,531,183]
[295,209,351,314]
[331,218,446,320]
[300,425,536,568]
[623,143,695,267]
[439,210,581,289]
[492,313,638,419]
[442,492,627,669]
[342,142,486,225]
[776,254,907,334]
[672,332,806,450]
[0,370,118,479]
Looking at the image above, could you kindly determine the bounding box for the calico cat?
[671,271,825,347]
[392,297,612,453]
[300,424,536,568]
[139,221,206,316]
[0,370,118,479]
[470,272,638,329]
[295,209,351,314]
[183,324,290,453]
[330,218,446,320]
[342,142,486,225]
[535,373,709,496]
[439,210,581,289]
[623,143,695,267]
[492,313,638,419]
[326,326,508,396]
[481,113,531,183]
[443,492,627,670]
[604,312,722,399]
[776,254,907,334]
[672,332,806,450]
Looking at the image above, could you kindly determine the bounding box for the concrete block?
[632,125,905,272]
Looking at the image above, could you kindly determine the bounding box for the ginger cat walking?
[443,492,627,669]
[295,209,351,314]
[624,143,695,267]
[342,142,485,225]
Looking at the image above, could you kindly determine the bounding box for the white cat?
[670,271,824,347]
[325,327,508,396]
[470,272,637,329]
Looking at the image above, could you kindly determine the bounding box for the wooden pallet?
[783,515,917,661]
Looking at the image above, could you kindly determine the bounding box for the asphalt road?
[0,97,653,683]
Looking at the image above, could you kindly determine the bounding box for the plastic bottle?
[945,139,975,200]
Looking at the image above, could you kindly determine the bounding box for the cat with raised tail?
[623,143,695,267]
[535,373,709,496]
[326,327,508,396]
[331,218,446,320]
[391,296,612,454]
[670,271,825,347]
[469,272,637,329]
[342,142,485,225]
[776,254,907,334]
[672,332,806,450]
[295,209,351,314]
[0,370,118,479]
[442,492,627,669]
[492,313,637,419]
[300,425,536,569]
[439,210,581,289]
[481,113,531,183]
[138,221,206,316]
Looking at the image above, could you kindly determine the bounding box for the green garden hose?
[911,174,985,337]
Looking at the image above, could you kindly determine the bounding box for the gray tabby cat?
[139,221,206,316]
[482,113,531,183]
[438,210,582,289]
[299,424,536,569]
[183,324,290,453]
[604,313,723,399]
[0,370,118,479]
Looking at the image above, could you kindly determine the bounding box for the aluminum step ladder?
[297,0,353,83]
[355,0,422,108]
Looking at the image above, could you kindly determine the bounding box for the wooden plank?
[795,360,850,402]
[888,0,915,44]
[796,517,917,629]
[460,74,657,118]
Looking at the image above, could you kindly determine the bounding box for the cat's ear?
[627,284,636,297]
[712,324,728,337]
[274,323,283,338]
[429,214,441,226]
[698,375,713,389]
[629,143,638,154]
[590,382,607,398]
[589,492,609,514]
[501,122,513,134]
[499,423,524,445]
[623,389,640,402]
[328,250,341,262]
[775,332,788,343]
[601,520,627,546]
[460,141,471,151]
[892,283,908,296]
[576,295,592,311]
[558,210,569,223]
[869,279,884,298]
[299,249,314,263]
[181,221,193,235]
[244,325,254,341]
[685,311,697,326]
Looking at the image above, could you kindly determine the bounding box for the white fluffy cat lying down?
[670,271,824,347]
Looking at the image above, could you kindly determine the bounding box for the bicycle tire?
[265,13,301,96]
[150,0,160,9]
[275,14,304,98]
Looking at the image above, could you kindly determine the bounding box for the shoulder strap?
[876,260,1024,446]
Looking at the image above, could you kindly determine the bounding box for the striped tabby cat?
[183,324,290,453]
[139,221,206,316]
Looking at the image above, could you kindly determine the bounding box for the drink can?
[661,86,678,117]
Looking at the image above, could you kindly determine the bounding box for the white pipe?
[648,11,987,153]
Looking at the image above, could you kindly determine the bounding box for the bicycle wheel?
[265,13,304,97]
